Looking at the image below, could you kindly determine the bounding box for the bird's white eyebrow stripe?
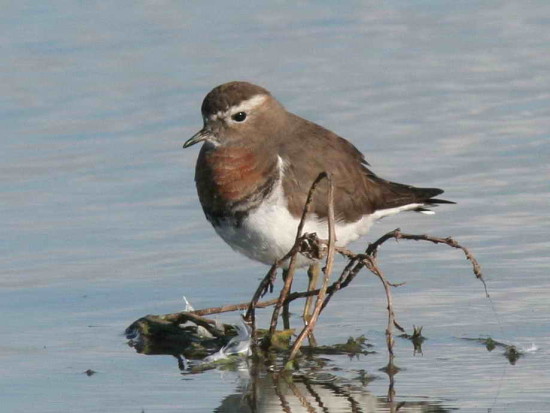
[230,94,267,115]
[209,94,268,121]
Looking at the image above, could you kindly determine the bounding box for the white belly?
[212,179,421,267]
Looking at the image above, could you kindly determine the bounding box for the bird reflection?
[212,361,452,413]
[128,329,452,412]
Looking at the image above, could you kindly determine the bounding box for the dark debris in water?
[257,328,294,351]
[353,369,378,386]
[126,313,375,364]
[301,335,374,357]
[379,362,401,375]
[125,314,236,359]
[399,325,426,354]
[503,345,522,365]
[125,313,377,377]
[462,336,524,365]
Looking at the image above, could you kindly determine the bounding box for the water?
[2,1,549,411]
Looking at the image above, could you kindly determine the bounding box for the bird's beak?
[183,128,209,148]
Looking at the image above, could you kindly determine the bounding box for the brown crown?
[201,81,271,116]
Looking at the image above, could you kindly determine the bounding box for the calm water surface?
[2,1,549,412]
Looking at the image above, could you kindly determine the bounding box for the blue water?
[2,1,550,412]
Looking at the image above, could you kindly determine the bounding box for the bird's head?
[184,81,287,149]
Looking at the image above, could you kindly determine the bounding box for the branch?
[287,173,336,364]
[266,173,330,341]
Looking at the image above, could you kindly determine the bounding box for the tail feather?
[424,197,456,205]
[374,179,454,213]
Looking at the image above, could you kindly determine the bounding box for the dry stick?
[244,264,277,344]
[320,254,359,311]
[245,265,277,349]
[192,284,340,318]
[243,189,323,340]
[161,312,225,338]
[303,263,320,326]
[267,236,300,336]
[319,244,376,311]
[363,256,404,358]
[194,228,487,319]
[244,242,303,324]
[281,269,292,330]
[193,286,328,318]
[360,253,401,407]
[140,218,488,369]
[190,233,436,320]
[201,297,279,317]
[180,226,486,354]
[394,230,487,295]
[365,228,487,293]
[303,263,321,347]
[365,228,402,257]
[267,172,329,340]
[341,228,486,292]
[287,174,336,364]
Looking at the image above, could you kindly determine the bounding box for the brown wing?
[280,114,452,223]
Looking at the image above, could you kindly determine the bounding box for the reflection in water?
[211,360,452,413]
[146,344,453,413]
[128,322,455,412]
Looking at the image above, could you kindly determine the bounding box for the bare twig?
[267,172,329,341]
[362,256,404,358]
[364,228,487,296]
[160,311,225,338]
[244,244,301,323]
[267,240,300,336]
[303,263,320,346]
[287,174,336,364]
[365,228,402,256]
[244,264,278,343]
[244,173,330,329]
[135,215,488,370]
[243,173,329,333]
[281,269,292,330]
[195,227,487,323]
[394,230,486,292]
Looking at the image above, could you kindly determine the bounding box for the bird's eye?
[231,112,247,122]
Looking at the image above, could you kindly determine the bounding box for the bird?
[183,81,453,269]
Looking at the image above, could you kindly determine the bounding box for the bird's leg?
[303,263,320,346]
[282,269,292,330]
